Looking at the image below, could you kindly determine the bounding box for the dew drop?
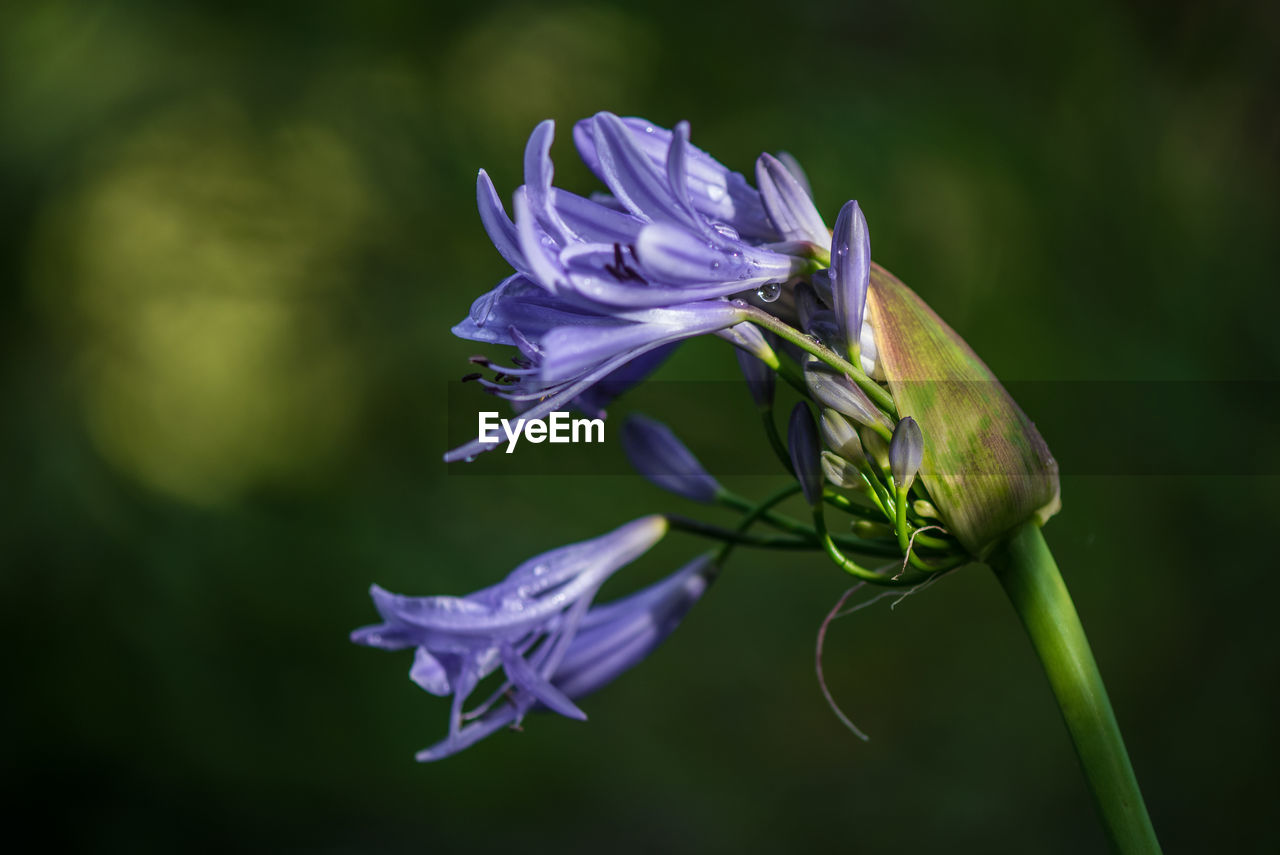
[706,184,726,202]
[711,222,739,241]
[756,282,782,302]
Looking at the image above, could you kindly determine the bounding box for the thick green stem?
[990,522,1161,854]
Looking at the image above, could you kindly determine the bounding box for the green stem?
[812,505,919,587]
[759,409,792,473]
[990,522,1161,854]
[667,515,812,550]
[718,490,904,557]
[739,304,897,415]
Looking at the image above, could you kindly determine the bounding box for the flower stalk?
[989,522,1161,854]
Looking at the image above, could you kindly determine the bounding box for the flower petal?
[573,114,776,240]
[410,647,453,696]
[501,645,588,721]
[756,152,828,246]
[477,170,527,274]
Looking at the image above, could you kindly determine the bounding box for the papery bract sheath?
[866,264,1060,556]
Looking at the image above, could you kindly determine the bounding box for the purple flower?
[445,277,748,462]
[621,414,722,503]
[449,114,825,461]
[573,114,777,242]
[480,115,809,310]
[350,515,715,761]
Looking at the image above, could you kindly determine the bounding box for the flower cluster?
[351,516,714,761]
[355,112,1060,761]
[446,112,825,462]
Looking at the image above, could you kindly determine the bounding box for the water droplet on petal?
[706,184,726,202]
[711,222,739,241]
[757,282,782,302]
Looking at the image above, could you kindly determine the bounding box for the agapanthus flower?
[350,515,714,761]
[447,113,822,461]
[353,108,1160,855]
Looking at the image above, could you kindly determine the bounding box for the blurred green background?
[4,0,1278,851]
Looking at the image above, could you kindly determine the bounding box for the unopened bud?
[860,428,889,472]
[821,450,864,490]
[830,200,870,357]
[787,402,823,505]
[819,408,865,465]
[912,499,940,519]
[803,360,892,432]
[734,347,776,409]
[852,520,893,539]
[889,416,924,491]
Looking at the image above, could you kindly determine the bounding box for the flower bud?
[787,402,823,505]
[621,414,722,503]
[803,360,892,432]
[852,520,893,539]
[889,416,924,491]
[912,499,940,519]
[866,265,1060,557]
[734,347,776,409]
[819,408,865,466]
[830,200,870,357]
[860,427,889,472]
[821,450,863,489]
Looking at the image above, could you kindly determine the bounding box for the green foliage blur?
[4,0,1278,851]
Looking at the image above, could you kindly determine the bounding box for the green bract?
[866,265,1061,558]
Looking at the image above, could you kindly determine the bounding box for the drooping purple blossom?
[351,515,715,761]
